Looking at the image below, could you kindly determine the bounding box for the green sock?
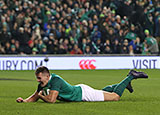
[113,75,134,97]
[102,84,118,92]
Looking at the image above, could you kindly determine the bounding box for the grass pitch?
[0,69,159,115]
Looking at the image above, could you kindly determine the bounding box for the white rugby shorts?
[77,84,104,101]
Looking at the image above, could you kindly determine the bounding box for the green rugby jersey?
[145,37,156,45]
[37,73,82,102]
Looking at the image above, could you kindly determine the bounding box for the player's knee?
[103,92,120,101]
[112,93,120,101]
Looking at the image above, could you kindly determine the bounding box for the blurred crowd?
[0,0,160,55]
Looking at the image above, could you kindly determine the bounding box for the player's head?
[35,66,50,75]
[35,66,50,83]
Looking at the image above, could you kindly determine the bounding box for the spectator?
[62,39,69,53]
[107,28,116,46]
[0,44,5,54]
[103,39,112,52]
[37,39,46,53]
[15,40,22,54]
[5,42,11,54]
[91,26,101,43]
[70,44,83,54]
[84,45,92,55]
[0,27,11,46]
[40,45,48,54]
[104,45,112,54]
[121,39,129,54]
[134,37,142,54]
[142,41,149,55]
[17,27,29,52]
[57,44,67,54]
[0,0,159,55]
[155,16,160,48]
[68,38,75,52]
[32,47,38,55]
[95,39,103,54]
[9,45,18,54]
[112,39,121,54]
[25,40,34,54]
[48,33,55,42]
[144,29,159,54]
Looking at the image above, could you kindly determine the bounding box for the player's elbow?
[49,99,56,103]
[48,96,57,103]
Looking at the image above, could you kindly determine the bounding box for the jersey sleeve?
[37,83,43,92]
[50,77,62,92]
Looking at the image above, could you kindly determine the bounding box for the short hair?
[35,66,50,75]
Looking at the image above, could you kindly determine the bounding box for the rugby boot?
[126,82,133,93]
[129,70,148,79]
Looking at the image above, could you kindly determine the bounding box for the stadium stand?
[0,0,159,55]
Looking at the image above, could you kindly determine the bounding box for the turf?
[0,69,159,115]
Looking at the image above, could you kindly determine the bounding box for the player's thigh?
[103,92,120,101]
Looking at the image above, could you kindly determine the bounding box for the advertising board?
[0,56,159,70]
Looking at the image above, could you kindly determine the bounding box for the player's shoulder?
[50,73,62,81]
[51,73,61,78]
[49,73,63,85]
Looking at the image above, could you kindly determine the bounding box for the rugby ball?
[42,88,50,96]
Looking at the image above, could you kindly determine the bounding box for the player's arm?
[16,91,40,103]
[38,90,59,103]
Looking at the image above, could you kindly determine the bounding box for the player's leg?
[102,82,133,93]
[112,74,133,97]
[103,92,120,101]
[102,84,117,92]
[103,70,148,100]
[103,74,135,101]
[78,84,105,101]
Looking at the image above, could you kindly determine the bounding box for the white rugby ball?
[42,88,50,96]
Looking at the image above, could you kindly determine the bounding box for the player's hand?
[38,91,43,96]
[16,97,24,103]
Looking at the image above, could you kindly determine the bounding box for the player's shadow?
[37,101,86,104]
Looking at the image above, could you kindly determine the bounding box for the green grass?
[0,69,160,115]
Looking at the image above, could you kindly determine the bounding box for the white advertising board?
[0,56,159,70]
